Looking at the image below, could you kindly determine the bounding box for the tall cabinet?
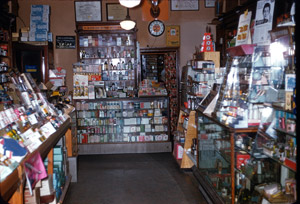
[74,23,171,154]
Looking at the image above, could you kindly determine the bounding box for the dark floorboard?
[64,153,208,204]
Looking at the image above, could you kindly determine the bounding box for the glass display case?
[74,23,137,99]
[214,45,255,128]
[196,110,258,204]
[75,97,170,154]
[193,25,296,204]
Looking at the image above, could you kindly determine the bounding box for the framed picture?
[205,0,216,8]
[75,1,102,22]
[170,0,199,11]
[106,3,127,21]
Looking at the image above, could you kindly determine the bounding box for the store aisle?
[64,153,207,204]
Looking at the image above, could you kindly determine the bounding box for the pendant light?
[119,0,141,8]
[120,8,136,30]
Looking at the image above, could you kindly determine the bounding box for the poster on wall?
[235,11,252,46]
[253,0,275,45]
[166,25,180,47]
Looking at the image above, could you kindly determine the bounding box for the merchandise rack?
[0,118,71,202]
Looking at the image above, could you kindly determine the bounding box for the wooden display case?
[0,119,71,203]
[173,108,197,169]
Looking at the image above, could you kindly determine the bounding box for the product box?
[21,36,28,41]
[141,118,150,124]
[144,135,150,141]
[154,117,162,124]
[123,126,130,133]
[124,118,137,125]
[29,31,48,41]
[236,153,251,169]
[130,126,137,132]
[199,51,220,70]
[162,134,168,141]
[175,143,184,159]
[31,5,50,15]
[145,124,151,132]
[24,187,40,204]
[53,146,62,155]
[30,22,49,32]
[40,175,54,196]
[138,136,145,142]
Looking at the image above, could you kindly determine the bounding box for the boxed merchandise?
[40,175,54,197]
[53,146,62,155]
[175,143,183,159]
[124,118,137,125]
[29,31,48,41]
[31,5,50,15]
[24,187,40,204]
[145,124,151,132]
[30,22,49,32]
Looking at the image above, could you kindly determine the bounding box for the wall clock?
[148,20,165,37]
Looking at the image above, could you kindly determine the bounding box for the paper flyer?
[236,11,252,46]
[253,0,275,45]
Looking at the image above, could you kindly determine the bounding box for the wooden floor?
[64,153,207,204]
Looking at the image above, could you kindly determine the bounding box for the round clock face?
[148,20,165,37]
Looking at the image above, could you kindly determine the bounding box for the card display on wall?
[75,1,102,22]
[106,3,127,21]
[166,25,180,47]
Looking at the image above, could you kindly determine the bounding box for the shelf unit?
[74,23,137,100]
[75,96,171,154]
[0,118,71,203]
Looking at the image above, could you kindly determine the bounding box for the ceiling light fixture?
[119,0,141,8]
[120,9,136,30]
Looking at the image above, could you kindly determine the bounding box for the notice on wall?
[235,11,252,46]
[253,0,275,45]
[56,36,76,49]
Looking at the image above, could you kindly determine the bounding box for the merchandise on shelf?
[75,30,137,99]
[75,98,169,144]
[138,79,167,97]
[0,71,68,182]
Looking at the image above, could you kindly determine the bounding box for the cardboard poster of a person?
[253,0,275,45]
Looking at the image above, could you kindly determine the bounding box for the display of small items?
[75,99,168,143]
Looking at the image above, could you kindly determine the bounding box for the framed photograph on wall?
[106,3,127,21]
[75,1,102,22]
[170,0,199,11]
[205,0,216,8]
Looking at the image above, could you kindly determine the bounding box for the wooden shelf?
[173,110,197,169]
[0,118,71,201]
